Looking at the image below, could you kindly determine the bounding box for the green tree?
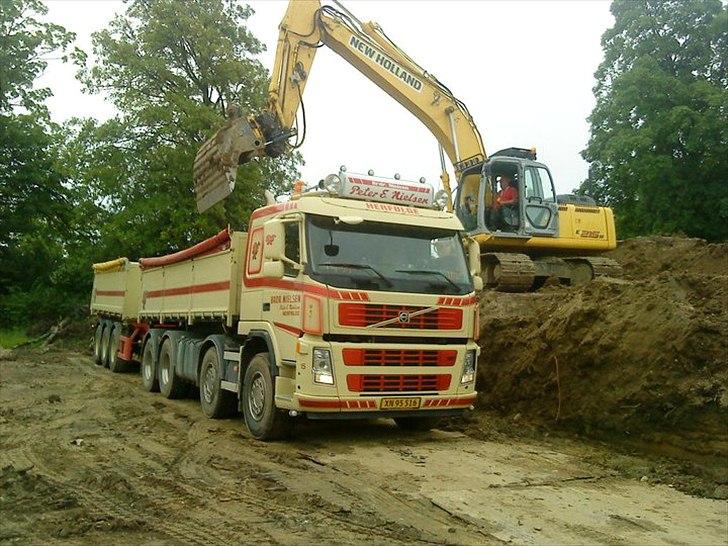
[72,0,301,259]
[0,0,75,114]
[0,0,79,326]
[580,0,728,241]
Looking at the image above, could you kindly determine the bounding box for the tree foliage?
[71,0,300,259]
[580,0,728,241]
[0,0,80,326]
[0,0,75,114]
[1,0,301,327]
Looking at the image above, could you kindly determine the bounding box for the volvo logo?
[398,311,411,323]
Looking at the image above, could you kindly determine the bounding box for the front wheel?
[242,353,292,441]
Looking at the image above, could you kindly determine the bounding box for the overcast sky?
[40,0,614,195]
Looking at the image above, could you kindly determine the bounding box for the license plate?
[380,397,421,410]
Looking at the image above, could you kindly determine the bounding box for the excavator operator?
[489,175,519,230]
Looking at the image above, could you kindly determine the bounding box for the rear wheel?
[199,346,236,418]
[108,323,130,373]
[158,338,188,399]
[242,353,292,441]
[93,322,104,365]
[394,416,440,431]
[141,338,159,392]
[100,323,112,368]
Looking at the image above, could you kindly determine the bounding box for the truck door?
[522,166,559,237]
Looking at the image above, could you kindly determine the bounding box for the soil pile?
[475,236,727,467]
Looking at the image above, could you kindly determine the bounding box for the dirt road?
[1,349,726,545]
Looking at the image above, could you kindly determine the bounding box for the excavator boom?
[193,0,484,212]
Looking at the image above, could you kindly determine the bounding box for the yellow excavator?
[193,0,620,291]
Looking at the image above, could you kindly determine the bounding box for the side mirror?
[261,260,284,279]
[263,219,285,260]
[467,238,481,276]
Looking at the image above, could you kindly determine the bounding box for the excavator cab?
[455,148,559,240]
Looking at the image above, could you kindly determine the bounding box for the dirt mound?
[607,236,727,279]
[474,236,728,486]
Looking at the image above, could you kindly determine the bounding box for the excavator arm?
[193,0,486,212]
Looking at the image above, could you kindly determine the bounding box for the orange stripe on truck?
[95,290,126,297]
[145,281,230,299]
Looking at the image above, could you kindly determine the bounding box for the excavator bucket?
[193,115,264,213]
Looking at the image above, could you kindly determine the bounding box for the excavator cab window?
[455,173,481,231]
[484,164,520,232]
[523,167,556,229]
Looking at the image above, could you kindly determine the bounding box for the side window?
[536,167,556,202]
[524,168,541,199]
[284,222,300,277]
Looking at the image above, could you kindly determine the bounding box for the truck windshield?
[305,215,473,295]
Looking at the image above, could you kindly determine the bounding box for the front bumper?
[294,392,477,414]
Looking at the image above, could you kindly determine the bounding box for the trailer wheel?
[141,338,159,392]
[242,353,292,441]
[158,338,188,399]
[394,417,440,432]
[100,323,112,368]
[93,322,104,365]
[199,346,236,418]
[108,323,129,373]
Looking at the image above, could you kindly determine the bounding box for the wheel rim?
[110,332,118,366]
[160,352,170,385]
[101,332,108,362]
[202,363,216,404]
[143,359,152,381]
[248,371,266,421]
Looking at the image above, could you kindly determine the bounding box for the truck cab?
[239,169,482,436]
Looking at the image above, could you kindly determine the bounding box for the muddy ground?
[0,346,726,545]
[1,235,727,544]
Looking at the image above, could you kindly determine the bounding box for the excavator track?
[563,256,623,285]
[482,253,536,292]
[482,254,623,292]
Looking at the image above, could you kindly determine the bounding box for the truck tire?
[100,323,112,368]
[242,353,292,441]
[93,322,104,365]
[108,323,130,373]
[199,346,236,418]
[394,416,440,432]
[158,338,188,399]
[141,338,159,392]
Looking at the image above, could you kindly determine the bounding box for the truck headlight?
[461,350,476,384]
[312,348,334,385]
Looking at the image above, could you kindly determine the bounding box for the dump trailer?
[90,171,482,440]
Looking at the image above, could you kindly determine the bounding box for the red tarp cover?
[139,228,231,269]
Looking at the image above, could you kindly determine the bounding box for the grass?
[0,328,31,349]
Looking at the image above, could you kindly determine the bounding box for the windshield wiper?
[318,262,393,287]
[395,269,461,292]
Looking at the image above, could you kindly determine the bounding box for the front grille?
[339,304,463,330]
[343,348,457,367]
[347,374,451,392]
